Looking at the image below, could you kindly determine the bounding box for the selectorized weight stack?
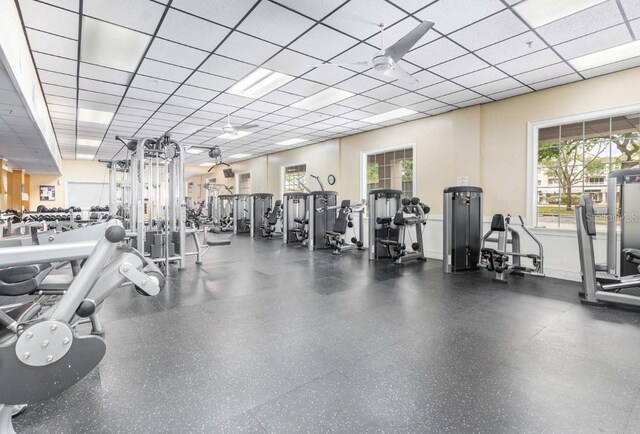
[443,186,483,273]
[250,193,273,238]
[307,190,338,251]
[368,189,402,260]
[218,194,234,232]
[283,192,308,244]
[233,194,251,235]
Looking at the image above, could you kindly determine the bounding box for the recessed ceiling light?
[276,138,307,146]
[76,153,95,160]
[228,153,252,159]
[77,139,101,147]
[361,108,417,124]
[81,17,150,72]
[291,88,354,111]
[514,0,607,28]
[199,162,213,167]
[227,68,294,99]
[569,40,640,70]
[78,108,114,124]
[186,147,204,154]
[218,130,253,140]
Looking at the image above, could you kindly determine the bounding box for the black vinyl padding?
[393,210,405,226]
[0,263,52,296]
[623,248,640,264]
[490,214,506,232]
[376,217,392,225]
[294,217,308,225]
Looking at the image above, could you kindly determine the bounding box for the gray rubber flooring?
[13,235,640,433]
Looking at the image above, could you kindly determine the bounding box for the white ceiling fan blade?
[383,64,418,84]
[308,61,370,69]
[385,20,434,63]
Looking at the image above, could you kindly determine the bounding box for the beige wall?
[29,160,109,210]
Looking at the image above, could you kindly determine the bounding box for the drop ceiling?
[12,0,640,166]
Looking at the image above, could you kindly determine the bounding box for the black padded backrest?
[340,200,351,208]
[490,214,506,232]
[333,207,349,234]
[393,210,405,226]
[581,195,597,236]
[274,200,282,208]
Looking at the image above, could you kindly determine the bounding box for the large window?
[365,147,413,197]
[535,113,640,229]
[238,173,251,194]
[284,164,306,193]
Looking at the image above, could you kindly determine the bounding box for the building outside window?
[536,113,640,229]
[284,164,307,193]
[365,147,413,198]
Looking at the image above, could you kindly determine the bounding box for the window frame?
[526,103,640,231]
[281,162,307,196]
[360,142,416,201]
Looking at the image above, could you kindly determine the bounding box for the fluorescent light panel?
[227,68,294,99]
[77,139,101,147]
[361,108,417,124]
[78,107,114,124]
[76,153,95,160]
[81,17,150,72]
[291,88,354,111]
[186,147,204,154]
[276,138,307,146]
[514,0,607,28]
[218,130,252,140]
[569,40,640,70]
[228,153,252,159]
[199,162,212,167]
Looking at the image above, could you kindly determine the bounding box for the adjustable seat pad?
[0,263,52,296]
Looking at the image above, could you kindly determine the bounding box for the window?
[239,173,251,194]
[284,164,306,193]
[365,147,414,197]
[534,112,640,229]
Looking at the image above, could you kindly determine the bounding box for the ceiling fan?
[308,20,434,84]
[210,112,259,137]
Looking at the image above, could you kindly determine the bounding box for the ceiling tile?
[489,86,532,99]
[273,0,345,20]
[453,67,507,88]
[335,74,383,93]
[428,105,455,115]
[158,8,229,52]
[403,38,467,68]
[46,95,76,107]
[362,84,408,100]
[580,56,640,79]
[289,24,359,61]
[146,38,209,69]
[19,0,78,39]
[536,1,624,45]
[244,100,283,113]
[455,96,492,107]
[130,75,180,94]
[198,55,255,79]
[165,95,204,110]
[515,62,575,85]
[472,77,522,95]
[263,49,317,76]
[121,98,161,111]
[497,49,563,76]
[79,62,132,85]
[39,70,76,88]
[83,0,165,34]
[279,78,326,96]
[238,1,314,46]
[260,90,303,106]
[79,77,127,95]
[79,89,121,105]
[338,94,378,109]
[416,80,463,98]
[39,0,78,12]
[365,16,437,51]
[184,72,234,92]
[429,53,489,79]
[621,0,640,19]
[216,32,281,66]
[395,70,443,90]
[438,89,482,105]
[415,0,505,35]
[273,106,307,117]
[33,52,77,75]
[554,24,632,60]
[530,74,581,91]
[450,10,529,51]
[315,104,354,116]
[210,93,253,108]
[171,0,257,27]
[26,29,78,60]
[364,101,400,114]
[77,99,117,112]
[42,83,77,98]
[302,65,356,86]
[475,32,546,65]
[174,85,219,102]
[323,0,407,40]
[387,92,426,106]
[137,58,192,82]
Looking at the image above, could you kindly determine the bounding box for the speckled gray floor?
[10,235,640,433]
